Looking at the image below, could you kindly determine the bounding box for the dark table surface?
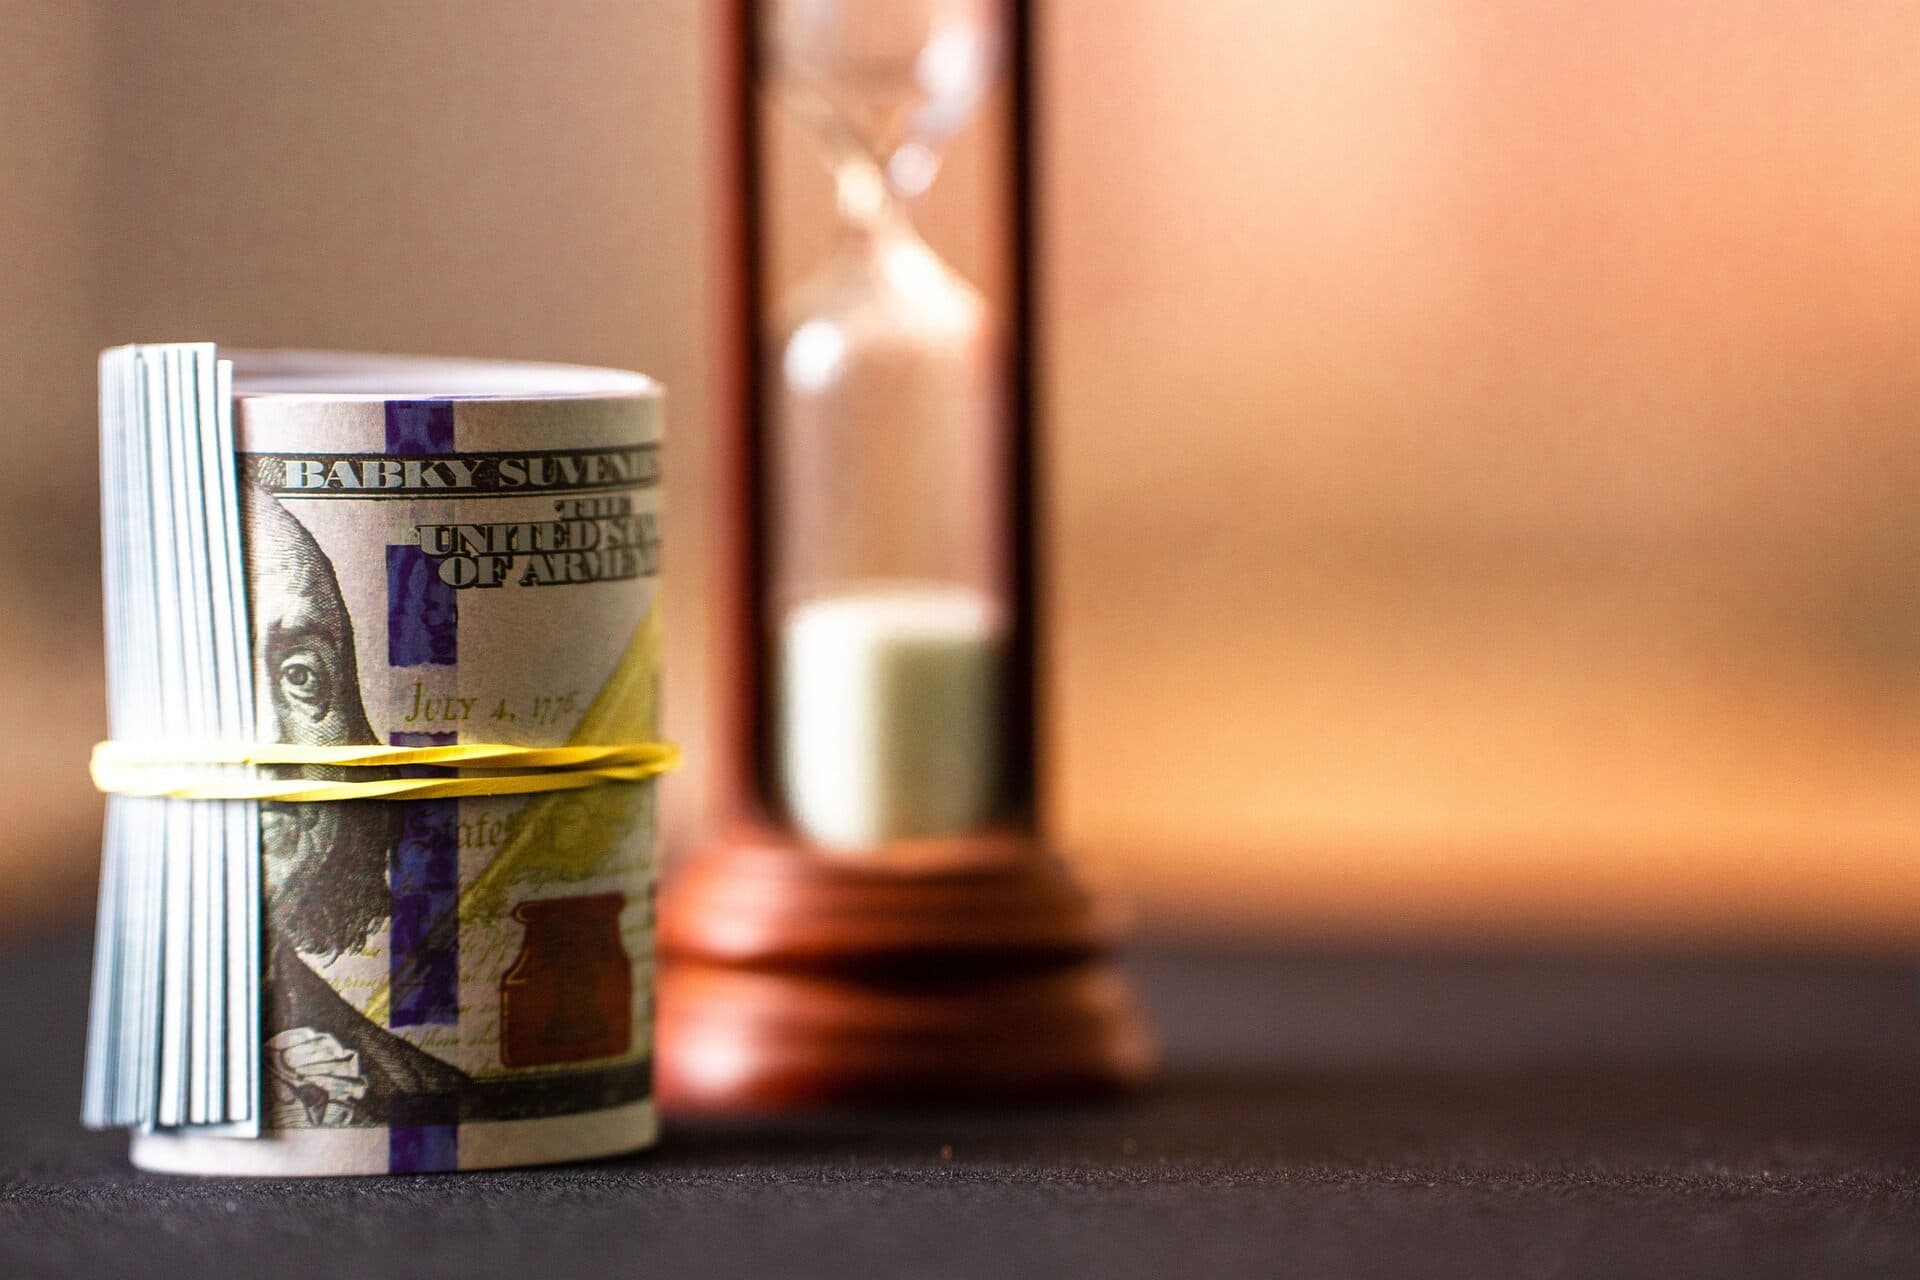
[3,934,1918,1279]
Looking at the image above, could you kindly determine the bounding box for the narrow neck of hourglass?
[831,150,925,242]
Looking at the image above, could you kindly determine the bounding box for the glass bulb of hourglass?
[769,0,999,200]
[767,0,1010,853]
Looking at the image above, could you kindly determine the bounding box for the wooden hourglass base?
[656,825,1156,1112]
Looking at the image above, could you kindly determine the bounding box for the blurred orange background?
[3,0,1918,949]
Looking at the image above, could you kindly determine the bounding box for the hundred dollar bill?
[86,347,665,1175]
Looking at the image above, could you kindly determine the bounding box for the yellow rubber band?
[89,740,679,802]
[93,740,677,772]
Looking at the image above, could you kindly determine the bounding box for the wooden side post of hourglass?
[655,0,1154,1112]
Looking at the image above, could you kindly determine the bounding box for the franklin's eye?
[278,653,331,716]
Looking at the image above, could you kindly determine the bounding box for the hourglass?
[658,0,1152,1110]
[769,0,1009,852]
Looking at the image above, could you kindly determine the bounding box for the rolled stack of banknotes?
[84,345,667,1175]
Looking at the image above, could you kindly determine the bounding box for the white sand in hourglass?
[779,582,1005,851]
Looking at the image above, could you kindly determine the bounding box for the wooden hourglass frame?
[656,0,1153,1112]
